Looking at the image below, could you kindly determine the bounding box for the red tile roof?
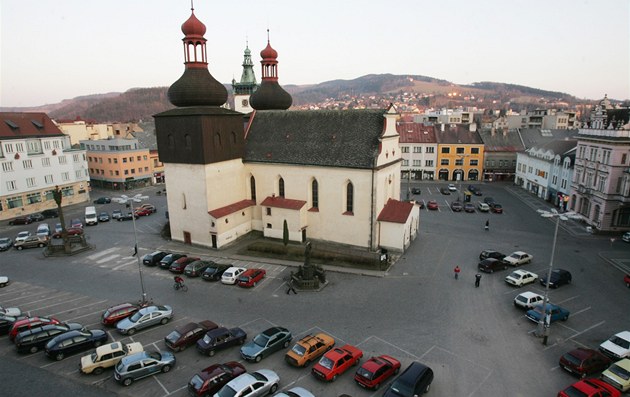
[397,122,437,143]
[208,199,256,219]
[0,112,64,138]
[377,199,414,224]
[260,196,306,210]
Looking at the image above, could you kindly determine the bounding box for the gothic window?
[279,178,285,197]
[250,176,256,202]
[346,182,354,214]
[214,132,222,148]
[312,179,319,209]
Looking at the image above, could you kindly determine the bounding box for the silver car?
[215,369,280,397]
[114,350,175,386]
[116,305,172,335]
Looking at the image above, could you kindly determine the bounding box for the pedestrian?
[485,219,489,231]
[475,273,482,287]
[286,279,297,295]
[453,265,461,280]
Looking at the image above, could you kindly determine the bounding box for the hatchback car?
[202,263,232,281]
[540,268,572,288]
[355,354,401,390]
[93,197,111,204]
[196,326,247,357]
[14,235,48,250]
[478,258,507,273]
[526,303,570,324]
[558,378,621,397]
[142,251,169,266]
[170,256,200,273]
[559,348,612,378]
[215,369,279,397]
[45,328,109,360]
[222,267,247,284]
[116,305,173,335]
[114,350,176,386]
[101,303,141,326]
[450,201,463,212]
[477,202,490,212]
[15,322,84,354]
[187,361,246,397]
[159,253,187,269]
[427,200,439,210]
[184,260,213,277]
[80,341,144,375]
[505,270,538,287]
[382,361,434,396]
[513,291,546,310]
[98,212,110,222]
[241,326,292,362]
[601,358,630,392]
[479,250,506,261]
[9,216,33,225]
[237,268,266,288]
[0,237,13,251]
[164,320,218,352]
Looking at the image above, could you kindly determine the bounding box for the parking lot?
[1,182,629,396]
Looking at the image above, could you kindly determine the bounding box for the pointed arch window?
[279,177,285,198]
[312,179,319,209]
[250,176,256,202]
[346,182,354,214]
[214,132,222,148]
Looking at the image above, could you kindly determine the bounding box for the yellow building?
[435,124,484,181]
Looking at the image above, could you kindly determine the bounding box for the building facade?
[434,124,484,181]
[397,122,437,181]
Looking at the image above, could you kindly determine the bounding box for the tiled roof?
[519,128,578,149]
[208,199,256,219]
[477,129,525,152]
[434,124,483,144]
[260,196,306,210]
[0,112,64,138]
[245,109,384,169]
[377,198,414,224]
[397,122,437,143]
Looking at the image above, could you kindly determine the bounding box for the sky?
[1,0,629,108]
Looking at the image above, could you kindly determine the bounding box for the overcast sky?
[1,0,628,107]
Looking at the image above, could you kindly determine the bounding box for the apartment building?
[434,124,484,181]
[0,113,89,221]
[397,122,438,181]
[413,108,477,125]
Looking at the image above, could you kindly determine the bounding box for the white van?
[36,223,51,238]
[85,206,98,226]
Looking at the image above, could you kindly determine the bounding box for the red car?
[101,303,141,326]
[188,361,246,397]
[312,344,363,382]
[557,378,621,397]
[170,257,200,273]
[355,354,401,390]
[52,227,84,239]
[237,268,266,288]
[9,316,61,341]
[624,274,630,288]
[427,200,439,210]
[164,320,218,352]
[134,207,152,217]
[559,348,612,378]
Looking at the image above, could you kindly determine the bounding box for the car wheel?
[283,340,290,348]
[160,317,169,325]
[30,346,38,354]
[0,283,6,287]
[162,365,171,373]
[38,243,45,248]
[179,344,187,352]
[127,328,136,336]
[93,367,104,375]
[17,246,23,250]
[374,383,380,390]
[123,377,133,386]
[55,352,64,361]
[562,316,568,321]
[255,355,262,363]
[94,340,102,347]
[208,349,215,357]
[332,374,338,382]
[238,338,245,345]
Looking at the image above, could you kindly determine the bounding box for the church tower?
[232,42,257,113]
[249,31,292,110]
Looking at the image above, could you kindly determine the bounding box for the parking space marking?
[49,299,109,317]
[556,295,580,305]
[568,320,605,340]
[65,308,108,323]
[569,306,591,317]
[15,291,75,306]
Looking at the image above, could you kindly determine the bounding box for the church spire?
[249,30,292,110]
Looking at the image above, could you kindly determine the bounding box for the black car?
[8,216,33,225]
[478,258,508,273]
[196,327,247,357]
[142,251,169,266]
[439,187,451,195]
[540,269,572,288]
[93,197,111,204]
[117,212,139,221]
[479,250,506,261]
[184,260,213,277]
[383,361,434,397]
[29,213,45,222]
[44,329,108,361]
[468,185,483,196]
[15,323,84,354]
[411,187,421,195]
[41,209,59,218]
[484,197,496,205]
[0,315,25,335]
[159,253,187,269]
[98,212,110,222]
[202,263,232,281]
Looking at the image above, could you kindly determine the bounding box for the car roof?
[262,326,287,337]
[512,270,530,275]
[613,331,630,340]
[517,291,541,298]
[510,251,527,255]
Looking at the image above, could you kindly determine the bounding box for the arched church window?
[312,179,319,209]
[250,176,256,202]
[279,177,285,198]
[346,182,354,213]
[214,132,222,148]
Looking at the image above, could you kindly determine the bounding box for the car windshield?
[216,386,237,397]
[610,336,630,349]
[202,334,212,344]
[148,351,161,360]
[90,351,98,362]
[253,334,269,347]
[0,238,9,243]
[166,330,181,342]
[129,312,143,322]
[508,272,520,279]
[562,352,582,366]
[189,374,204,390]
[237,276,249,283]
[356,366,374,380]
[291,344,306,356]
[509,254,520,259]
[318,356,334,370]
[516,296,527,303]
[389,379,413,395]
[251,372,269,382]
[608,364,630,380]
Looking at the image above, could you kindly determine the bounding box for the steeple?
[233,41,257,95]
[249,30,292,111]
[167,3,227,107]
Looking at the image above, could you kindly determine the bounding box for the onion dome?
[249,33,292,110]
[260,42,278,60]
[181,11,206,38]
[168,68,228,107]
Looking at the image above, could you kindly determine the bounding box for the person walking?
[286,278,298,295]
[454,265,461,280]
[485,219,489,231]
[475,273,482,287]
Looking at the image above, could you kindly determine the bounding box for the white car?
[599,331,630,359]
[513,291,546,309]
[81,341,144,374]
[221,267,246,285]
[15,231,31,243]
[503,251,533,266]
[0,305,21,317]
[477,202,490,212]
[273,387,315,397]
[505,270,538,287]
[448,183,457,191]
[623,232,630,243]
[0,276,9,288]
[215,369,279,397]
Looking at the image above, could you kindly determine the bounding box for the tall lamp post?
[113,193,149,303]
[537,209,574,345]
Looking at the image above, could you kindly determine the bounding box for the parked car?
[0,305,21,317]
[623,232,630,242]
[513,291,547,310]
[14,235,48,250]
[463,203,475,213]
[382,361,434,396]
[625,274,630,288]
[116,305,173,335]
[170,256,200,273]
[36,223,51,238]
[54,223,63,234]
[285,333,336,367]
[312,344,363,381]
[503,251,533,266]
[448,183,457,191]
[0,276,9,288]
[468,185,483,196]
[411,187,421,194]
[559,348,612,378]
[477,202,490,212]
[484,197,496,205]
[557,378,621,397]
[117,212,139,221]
[222,266,247,284]
[142,251,169,266]
[505,270,538,287]
[45,328,109,360]
[9,316,61,341]
[184,260,213,277]
[9,216,33,225]
[478,258,507,273]
[134,207,152,217]
[196,326,247,357]
[354,354,401,390]
[237,268,266,288]
[187,361,246,397]
[41,209,59,218]
[240,326,292,362]
[273,387,315,397]
[159,253,187,269]
[30,213,45,222]
[114,350,176,386]
[52,227,83,239]
[14,323,84,354]
[164,320,218,352]
[540,268,572,288]
[139,203,157,213]
[111,209,123,220]
[526,303,570,323]
[15,231,31,243]
[0,237,13,251]
[490,203,503,213]
[93,197,111,204]
[202,263,231,281]
[450,201,463,212]
[599,331,630,360]
[101,303,141,326]
[479,250,506,261]
[98,212,110,222]
[215,369,279,397]
[70,218,83,229]
[439,187,451,195]
[427,200,439,210]
[80,341,144,375]
[601,358,630,392]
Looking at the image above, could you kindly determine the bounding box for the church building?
[155,7,419,253]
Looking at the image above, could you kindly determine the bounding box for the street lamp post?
[114,194,149,304]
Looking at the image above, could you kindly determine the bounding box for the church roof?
[260,196,306,210]
[0,112,64,138]
[377,199,414,224]
[208,199,256,219]
[245,109,384,169]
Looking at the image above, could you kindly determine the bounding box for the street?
[0,182,628,396]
